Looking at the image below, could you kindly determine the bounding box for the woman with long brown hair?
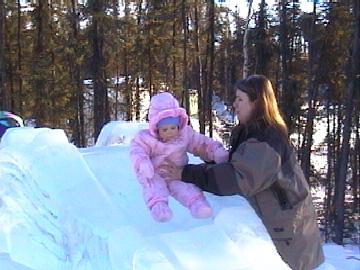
[160,74,324,270]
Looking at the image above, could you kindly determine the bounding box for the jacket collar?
[229,121,267,158]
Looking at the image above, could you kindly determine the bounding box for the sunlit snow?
[0,122,358,270]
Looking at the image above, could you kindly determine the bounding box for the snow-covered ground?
[0,122,358,270]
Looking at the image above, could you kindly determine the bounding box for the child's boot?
[189,198,213,219]
[150,201,173,222]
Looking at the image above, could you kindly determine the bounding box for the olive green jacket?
[182,124,324,270]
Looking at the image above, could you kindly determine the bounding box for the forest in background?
[0,0,358,246]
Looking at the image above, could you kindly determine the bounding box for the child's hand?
[139,161,154,179]
[213,146,229,163]
[195,143,212,162]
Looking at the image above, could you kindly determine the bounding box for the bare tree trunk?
[202,48,208,131]
[0,0,10,110]
[33,0,50,126]
[7,55,15,110]
[172,0,177,91]
[17,0,23,114]
[0,0,4,100]
[223,10,230,104]
[326,105,339,240]
[242,0,253,78]
[255,0,265,74]
[351,111,359,215]
[122,0,131,121]
[300,1,318,181]
[145,0,154,97]
[181,0,189,114]
[147,20,153,97]
[333,0,359,244]
[207,0,215,137]
[279,0,292,127]
[333,105,342,204]
[49,0,56,125]
[70,0,85,146]
[135,0,143,121]
[91,0,108,139]
[50,51,56,125]
[324,91,335,242]
[115,60,119,118]
[194,0,205,133]
[135,78,140,121]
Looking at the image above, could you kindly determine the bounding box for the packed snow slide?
[0,127,116,269]
[0,124,290,270]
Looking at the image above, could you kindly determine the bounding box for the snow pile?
[95,121,148,146]
[0,127,115,269]
[0,124,358,270]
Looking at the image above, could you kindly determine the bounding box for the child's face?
[158,124,179,142]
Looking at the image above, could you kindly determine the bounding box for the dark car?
[0,111,24,139]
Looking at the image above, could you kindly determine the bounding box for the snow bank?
[2,123,354,270]
[95,121,148,146]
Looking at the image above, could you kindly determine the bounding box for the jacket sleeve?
[182,138,281,197]
[186,126,229,163]
[129,132,154,180]
[230,139,282,196]
[182,163,240,196]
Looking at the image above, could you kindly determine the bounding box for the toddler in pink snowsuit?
[130,92,228,222]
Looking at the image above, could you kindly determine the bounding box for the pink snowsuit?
[130,92,228,222]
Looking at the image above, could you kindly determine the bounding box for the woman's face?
[233,89,256,124]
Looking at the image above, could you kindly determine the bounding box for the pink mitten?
[213,146,229,163]
[138,160,154,179]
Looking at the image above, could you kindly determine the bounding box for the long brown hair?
[234,74,288,140]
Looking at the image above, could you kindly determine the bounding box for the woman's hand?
[159,158,184,181]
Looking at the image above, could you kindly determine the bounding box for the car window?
[0,118,21,127]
